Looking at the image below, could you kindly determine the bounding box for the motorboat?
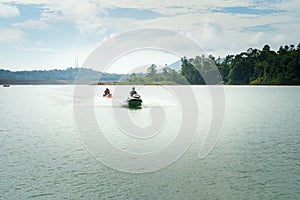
[103,94,112,98]
[127,94,142,108]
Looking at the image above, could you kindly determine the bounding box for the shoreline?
[1,82,299,86]
[1,79,299,86]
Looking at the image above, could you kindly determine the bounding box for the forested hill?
[215,44,300,85]
[124,43,300,85]
[179,43,300,85]
[0,68,124,84]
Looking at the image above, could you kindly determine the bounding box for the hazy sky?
[0,0,299,72]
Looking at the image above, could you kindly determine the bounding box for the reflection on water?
[0,85,299,199]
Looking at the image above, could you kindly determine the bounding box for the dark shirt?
[130,90,137,96]
[104,89,110,96]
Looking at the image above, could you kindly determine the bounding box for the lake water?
[0,85,299,199]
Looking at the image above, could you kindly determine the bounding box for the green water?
[0,86,299,199]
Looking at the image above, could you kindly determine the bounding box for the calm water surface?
[0,85,299,199]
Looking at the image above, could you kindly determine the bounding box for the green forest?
[217,44,300,84]
[125,43,300,85]
[123,64,188,85]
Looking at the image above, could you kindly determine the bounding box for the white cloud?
[36,40,43,46]
[128,4,300,56]
[40,0,107,36]
[0,3,20,18]
[99,0,249,13]
[190,18,224,52]
[0,28,24,43]
[106,49,179,74]
[0,0,49,4]
[0,0,299,69]
[13,19,49,30]
[0,0,109,35]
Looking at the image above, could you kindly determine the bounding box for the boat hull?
[103,94,112,98]
[127,97,142,108]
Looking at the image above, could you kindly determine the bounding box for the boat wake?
[94,94,178,109]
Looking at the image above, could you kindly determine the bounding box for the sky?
[0,0,299,72]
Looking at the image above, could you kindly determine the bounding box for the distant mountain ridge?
[167,58,226,71]
[168,60,182,71]
[0,68,125,84]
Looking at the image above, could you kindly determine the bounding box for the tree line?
[1,43,299,85]
[125,43,300,85]
[216,43,300,84]
[123,64,188,84]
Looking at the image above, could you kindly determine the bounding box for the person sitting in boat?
[130,87,137,97]
[103,88,110,97]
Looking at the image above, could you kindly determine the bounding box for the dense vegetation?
[125,43,300,85]
[123,64,188,85]
[216,44,300,84]
[0,68,124,83]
